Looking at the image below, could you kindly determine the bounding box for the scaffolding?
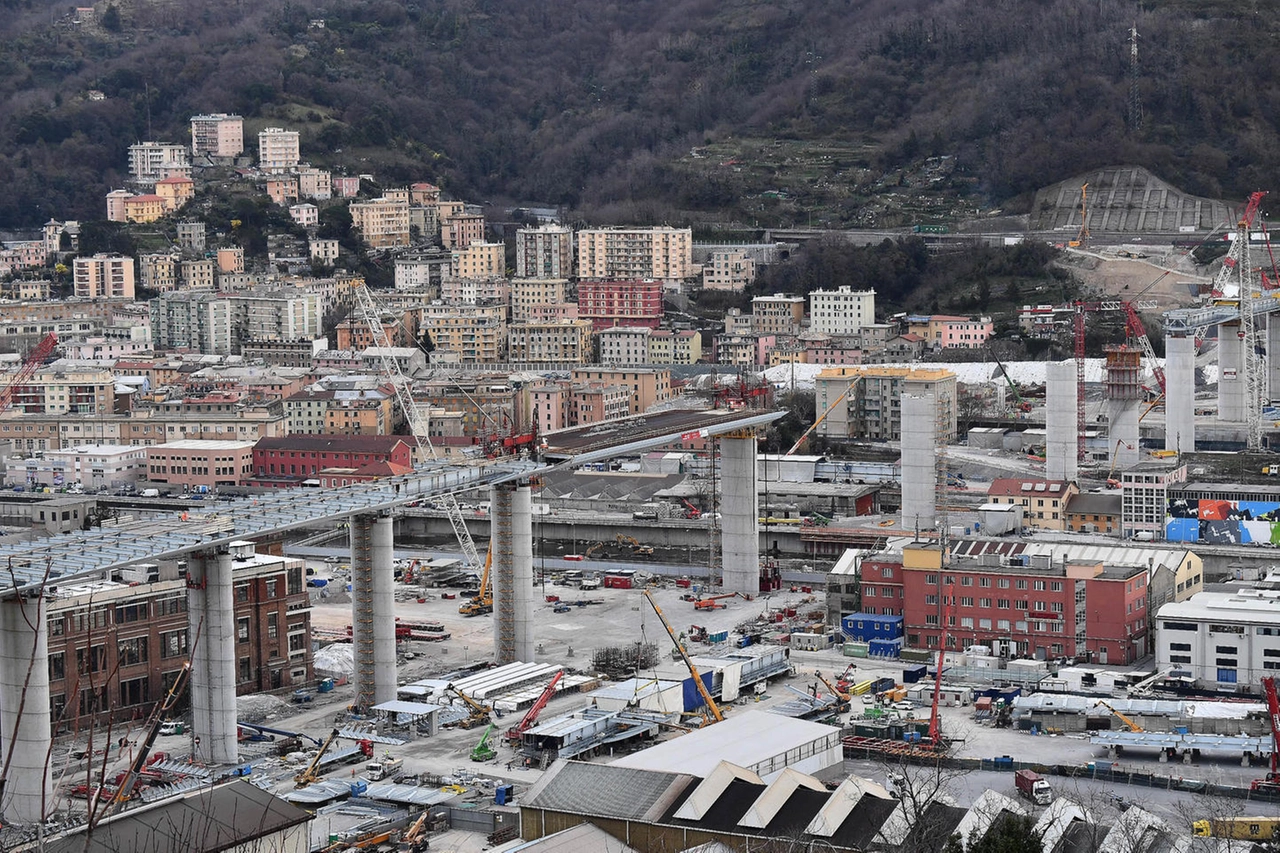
[493,485,516,664]
[351,515,376,710]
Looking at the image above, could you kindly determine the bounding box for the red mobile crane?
[506,671,564,744]
[1251,676,1280,793]
[0,332,58,412]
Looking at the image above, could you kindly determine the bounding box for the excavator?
[643,589,724,726]
[507,671,564,744]
[470,724,498,762]
[459,544,493,617]
[449,684,492,730]
[583,541,609,560]
[615,533,654,556]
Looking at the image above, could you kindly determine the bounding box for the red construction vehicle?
[680,499,703,520]
[506,671,563,744]
[693,592,749,611]
[1251,676,1280,793]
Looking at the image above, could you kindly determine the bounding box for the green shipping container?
[844,642,868,658]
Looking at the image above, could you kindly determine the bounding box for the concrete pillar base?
[188,550,238,765]
[351,514,396,711]
[1158,750,1169,763]
[0,594,51,824]
[492,483,535,664]
[720,434,760,597]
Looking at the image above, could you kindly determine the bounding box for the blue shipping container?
[682,671,716,712]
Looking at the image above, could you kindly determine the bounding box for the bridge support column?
[0,593,51,823]
[492,482,534,664]
[1218,320,1246,421]
[900,394,937,535]
[351,514,396,711]
[720,431,760,597]
[1269,314,1280,403]
[1165,332,1196,454]
[187,550,238,765]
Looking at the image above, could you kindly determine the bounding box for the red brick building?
[576,279,664,331]
[47,544,312,731]
[888,544,1149,665]
[248,434,415,487]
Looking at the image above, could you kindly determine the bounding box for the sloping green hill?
[0,0,1274,227]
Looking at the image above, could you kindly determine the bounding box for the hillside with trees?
[0,0,1274,228]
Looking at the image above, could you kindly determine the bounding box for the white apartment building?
[577,227,694,280]
[703,250,756,291]
[395,253,451,290]
[1121,463,1187,540]
[809,286,876,335]
[290,203,319,228]
[814,366,958,442]
[230,291,323,346]
[150,291,235,354]
[74,254,135,299]
[6,444,147,489]
[1155,575,1279,692]
[440,277,509,304]
[507,320,594,364]
[350,196,410,248]
[515,225,574,279]
[257,127,301,173]
[419,304,507,363]
[451,242,504,279]
[127,142,190,184]
[510,278,569,323]
[310,239,340,264]
[190,113,244,158]
[599,326,651,365]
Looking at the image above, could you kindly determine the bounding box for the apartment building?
[507,319,594,364]
[230,291,323,350]
[907,314,994,349]
[440,276,510,304]
[752,294,806,336]
[257,127,301,173]
[154,175,195,211]
[334,176,360,198]
[510,278,569,323]
[515,225,574,279]
[74,254,135,299]
[290,203,319,228]
[310,239,340,264]
[9,365,115,415]
[5,443,147,489]
[395,250,451,291]
[813,366,958,442]
[986,478,1079,531]
[250,434,415,486]
[576,227,694,280]
[150,290,235,354]
[419,304,506,363]
[176,221,206,250]
[216,247,245,274]
[139,253,180,292]
[409,182,441,205]
[190,113,244,158]
[809,287,875,335]
[1121,462,1187,540]
[127,142,190,184]
[266,177,299,206]
[895,544,1149,665]
[600,326,652,365]
[441,213,486,249]
[146,439,255,489]
[702,250,756,292]
[577,279,664,330]
[335,313,410,351]
[648,329,701,365]
[416,377,514,438]
[45,544,312,731]
[350,195,410,248]
[123,194,167,223]
[713,333,774,367]
[181,258,216,290]
[575,382,632,425]
[451,242,505,279]
[297,166,332,200]
[570,367,671,416]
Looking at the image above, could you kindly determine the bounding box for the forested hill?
[0,0,1275,228]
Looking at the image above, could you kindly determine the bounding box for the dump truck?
[1014,769,1052,805]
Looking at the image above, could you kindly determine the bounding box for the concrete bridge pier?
[491,482,535,665]
[0,593,52,823]
[351,514,396,711]
[187,549,238,765]
[721,430,760,597]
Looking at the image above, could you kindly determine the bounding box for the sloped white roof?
[738,767,827,829]
[673,761,763,821]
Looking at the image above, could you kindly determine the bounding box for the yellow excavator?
[459,544,492,616]
[615,533,654,556]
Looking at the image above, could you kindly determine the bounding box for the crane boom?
[642,590,723,723]
[1262,676,1280,787]
[100,661,191,816]
[0,332,58,412]
[1095,699,1144,733]
[928,587,953,746]
[508,671,563,741]
[352,283,480,570]
[788,376,861,455]
[295,728,342,787]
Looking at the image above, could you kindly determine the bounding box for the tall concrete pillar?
[1105,347,1142,469]
[1218,320,1246,421]
[1045,360,1079,481]
[1268,315,1280,403]
[1165,333,1196,454]
[492,483,535,664]
[187,550,237,765]
[720,432,760,597]
[900,393,936,534]
[0,594,51,823]
[351,514,396,710]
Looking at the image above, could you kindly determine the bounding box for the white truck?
[366,757,403,781]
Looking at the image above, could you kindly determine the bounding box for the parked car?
[891,701,915,711]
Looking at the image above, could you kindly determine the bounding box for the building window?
[118,637,148,667]
[49,652,65,681]
[161,630,188,659]
[237,617,250,644]
[268,612,278,640]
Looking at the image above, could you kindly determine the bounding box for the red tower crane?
[0,332,58,412]
[1251,676,1280,793]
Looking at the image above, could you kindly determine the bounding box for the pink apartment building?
[146,439,256,490]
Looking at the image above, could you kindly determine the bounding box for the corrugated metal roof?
[505,823,641,852]
[524,760,693,822]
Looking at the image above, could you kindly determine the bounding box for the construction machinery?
[693,592,747,611]
[925,585,955,749]
[400,559,420,584]
[458,543,493,617]
[642,589,723,725]
[1105,439,1135,488]
[786,376,862,455]
[1069,295,1160,459]
[99,661,191,817]
[615,533,654,556]
[353,282,481,571]
[448,684,492,729]
[470,723,498,762]
[0,332,58,414]
[679,499,702,519]
[1192,817,1280,839]
[1068,183,1089,248]
[583,541,609,560]
[399,811,432,853]
[1251,675,1280,793]
[987,348,1032,414]
[295,728,343,787]
[507,671,563,744]
[814,670,852,709]
[1095,700,1145,733]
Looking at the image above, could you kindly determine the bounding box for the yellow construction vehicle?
[101,661,192,815]
[1192,817,1280,839]
[615,533,654,556]
[448,685,492,729]
[584,541,609,559]
[1095,700,1144,733]
[398,811,432,852]
[458,544,493,617]
[642,589,723,725]
[815,669,852,703]
[295,728,341,787]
